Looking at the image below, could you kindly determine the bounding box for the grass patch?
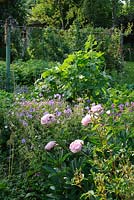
[110,61,134,85]
[123,61,134,84]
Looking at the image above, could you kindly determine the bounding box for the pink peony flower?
[41,114,55,125]
[81,114,92,126]
[45,141,57,151]
[69,139,84,153]
[91,104,103,113]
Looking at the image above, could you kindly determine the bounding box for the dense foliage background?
[0,0,134,199]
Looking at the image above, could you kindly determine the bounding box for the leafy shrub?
[0,59,55,88]
[0,90,14,110]
[35,35,110,102]
[88,27,124,71]
[12,59,53,86]
[0,90,14,173]
[123,62,134,85]
[0,61,6,90]
[107,85,134,106]
[64,24,123,72]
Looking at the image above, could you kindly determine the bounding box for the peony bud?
[45,141,57,151]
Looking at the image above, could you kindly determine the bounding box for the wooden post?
[5,17,11,92]
[112,0,116,28]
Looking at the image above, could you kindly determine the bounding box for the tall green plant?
[35,35,110,102]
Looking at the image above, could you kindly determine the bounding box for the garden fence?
[0,22,134,91]
[0,23,134,62]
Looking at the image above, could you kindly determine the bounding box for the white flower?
[106,110,111,115]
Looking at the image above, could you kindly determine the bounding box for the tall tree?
[28,0,83,29]
[0,0,28,25]
[82,0,123,28]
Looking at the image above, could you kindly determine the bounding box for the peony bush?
[1,93,134,199]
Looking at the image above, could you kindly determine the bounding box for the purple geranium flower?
[86,99,91,103]
[22,120,28,127]
[21,138,26,144]
[48,100,55,106]
[55,110,62,116]
[118,104,124,111]
[27,113,33,119]
[64,107,72,116]
[111,104,115,109]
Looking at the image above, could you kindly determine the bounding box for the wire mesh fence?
[0,23,134,91]
[0,24,133,62]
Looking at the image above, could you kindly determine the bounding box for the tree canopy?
[0,0,133,28]
[27,0,133,28]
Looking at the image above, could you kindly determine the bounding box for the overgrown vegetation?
[35,35,110,102]
[0,57,134,199]
[1,86,134,199]
[0,0,134,199]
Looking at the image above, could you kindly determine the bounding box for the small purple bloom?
[64,107,72,116]
[22,120,28,127]
[86,99,91,103]
[27,113,33,118]
[19,112,25,117]
[118,104,124,111]
[39,93,43,97]
[116,112,122,117]
[29,108,35,112]
[55,111,62,116]
[111,104,115,108]
[48,100,55,106]
[43,111,49,115]
[21,138,26,144]
[125,102,129,107]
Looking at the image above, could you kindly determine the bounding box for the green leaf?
[25,192,36,198]
[42,69,52,78]
[0,182,7,190]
